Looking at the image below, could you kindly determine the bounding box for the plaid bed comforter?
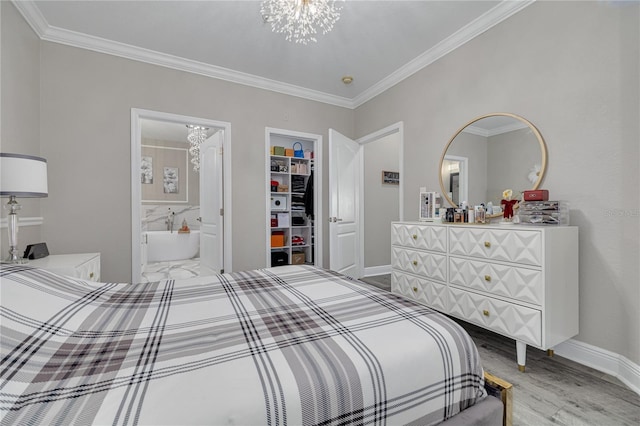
[0,264,486,425]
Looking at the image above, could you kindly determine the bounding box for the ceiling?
[15,0,532,109]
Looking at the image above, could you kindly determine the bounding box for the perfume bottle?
[475,205,486,224]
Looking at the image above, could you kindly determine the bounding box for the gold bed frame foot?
[517,364,525,372]
[547,349,554,357]
[484,372,513,426]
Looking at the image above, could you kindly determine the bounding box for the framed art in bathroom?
[141,145,189,203]
[141,156,153,184]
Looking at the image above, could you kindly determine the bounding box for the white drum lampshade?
[0,153,48,263]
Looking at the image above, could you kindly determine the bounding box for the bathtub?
[145,230,200,263]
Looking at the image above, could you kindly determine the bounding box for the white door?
[200,131,224,275]
[328,129,361,278]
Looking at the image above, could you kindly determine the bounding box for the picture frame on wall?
[141,145,188,203]
[382,170,399,185]
[141,156,153,184]
[163,167,179,194]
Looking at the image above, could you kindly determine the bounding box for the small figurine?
[178,219,191,233]
[501,189,518,220]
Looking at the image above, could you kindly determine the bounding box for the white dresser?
[28,253,101,282]
[391,222,578,371]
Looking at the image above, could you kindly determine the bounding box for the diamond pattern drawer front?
[449,227,542,266]
[449,257,542,305]
[391,222,578,370]
[391,247,447,282]
[391,223,447,253]
[77,256,101,281]
[449,287,542,346]
[391,271,448,312]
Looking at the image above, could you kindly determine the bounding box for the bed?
[1,264,501,425]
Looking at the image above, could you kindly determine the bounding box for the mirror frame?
[438,112,548,219]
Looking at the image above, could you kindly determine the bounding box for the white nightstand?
[28,253,101,282]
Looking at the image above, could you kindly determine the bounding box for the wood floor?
[359,275,640,426]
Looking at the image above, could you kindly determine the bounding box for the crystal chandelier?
[261,0,342,45]
[186,125,208,172]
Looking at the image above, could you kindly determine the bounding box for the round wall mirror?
[438,112,547,218]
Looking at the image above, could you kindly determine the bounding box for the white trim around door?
[131,108,232,282]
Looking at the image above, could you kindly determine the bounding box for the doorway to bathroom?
[131,109,232,283]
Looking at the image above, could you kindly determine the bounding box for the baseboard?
[555,338,640,396]
[352,264,640,397]
[363,264,392,277]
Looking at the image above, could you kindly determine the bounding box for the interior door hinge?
[219,147,223,155]
[219,208,224,216]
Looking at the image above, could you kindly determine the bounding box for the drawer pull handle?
[412,287,418,292]
[484,275,491,282]
[484,241,491,248]
[412,234,417,240]
[483,310,490,317]
[89,272,94,279]
[412,260,418,266]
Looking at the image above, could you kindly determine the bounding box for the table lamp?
[0,153,48,263]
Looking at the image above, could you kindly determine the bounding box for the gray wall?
[37,40,353,279]
[354,1,639,364]
[486,128,542,205]
[364,132,399,268]
[0,2,42,253]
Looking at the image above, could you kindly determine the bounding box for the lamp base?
[3,197,28,264]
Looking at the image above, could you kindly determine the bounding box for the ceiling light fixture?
[261,0,343,45]
[186,125,209,172]
[342,75,353,84]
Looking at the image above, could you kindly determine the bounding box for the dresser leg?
[516,341,527,372]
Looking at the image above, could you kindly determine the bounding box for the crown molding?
[11,1,354,109]
[464,120,529,137]
[352,0,534,108]
[12,0,533,110]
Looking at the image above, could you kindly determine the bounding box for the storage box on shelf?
[516,200,569,225]
[391,221,578,372]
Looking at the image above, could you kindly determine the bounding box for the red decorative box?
[523,189,549,201]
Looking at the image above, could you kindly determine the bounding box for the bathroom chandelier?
[186,125,208,172]
[261,0,342,45]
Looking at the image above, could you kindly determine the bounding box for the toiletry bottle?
[446,208,454,223]
[476,205,486,224]
[468,208,475,223]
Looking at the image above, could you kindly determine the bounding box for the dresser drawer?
[449,257,542,305]
[448,287,542,346]
[449,227,542,266]
[391,247,447,282]
[29,253,101,282]
[391,271,448,312]
[391,223,447,253]
[76,255,101,281]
